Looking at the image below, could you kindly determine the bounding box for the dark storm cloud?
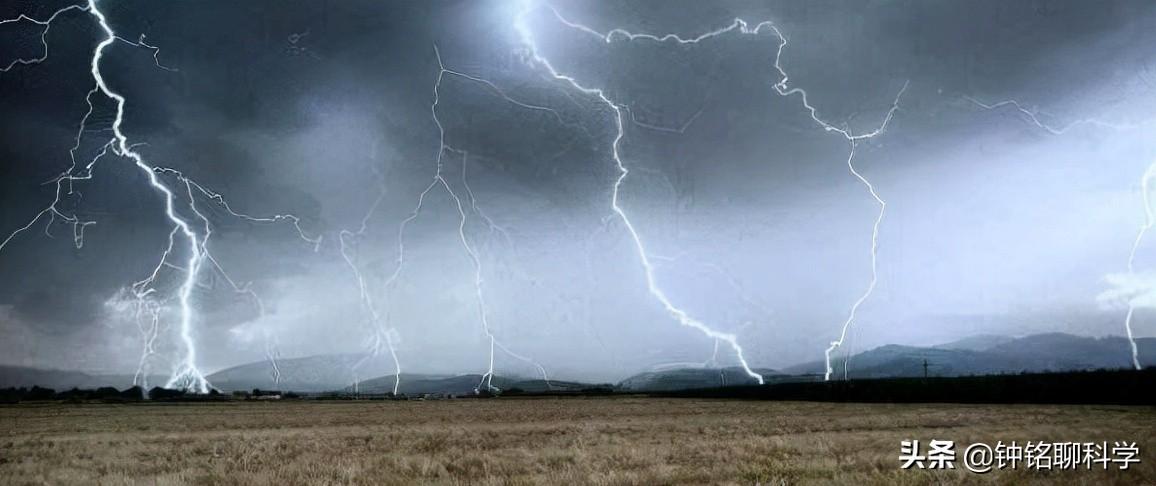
[1,0,1154,377]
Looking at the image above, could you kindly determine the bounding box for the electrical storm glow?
[1,0,1153,391]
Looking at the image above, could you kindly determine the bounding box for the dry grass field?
[0,397,1152,485]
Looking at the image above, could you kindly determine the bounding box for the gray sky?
[1,0,1155,383]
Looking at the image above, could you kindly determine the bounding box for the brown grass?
[0,397,1152,485]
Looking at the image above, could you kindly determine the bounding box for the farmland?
[0,397,1152,485]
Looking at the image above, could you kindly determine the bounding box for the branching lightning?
[651,252,771,378]
[1,1,318,393]
[965,97,1137,136]
[339,187,403,394]
[516,1,909,383]
[12,2,1142,393]
[0,4,90,73]
[514,4,769,384]
[968,96,1149,370]
[368,45,552,394]
[769,37,909,381]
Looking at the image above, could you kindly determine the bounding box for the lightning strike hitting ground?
[0,1,318,393]
[185,174,321,388]
[768,35,908,381]
[9,2,1141,397]
[517,2,910,383]
[1118,163,1156,370]
[968,96,1150,370]
[372,45,551,394]
[514,3,768,384]
[339,188,403,395]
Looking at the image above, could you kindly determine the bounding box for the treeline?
[0,386,298,403]
[502,386,617,396]
[659,368,1156,405]
[1,386,148,403]
[5,369,1152,404]
[0,385,622,403]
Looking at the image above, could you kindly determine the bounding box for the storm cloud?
[1,0,1155,382]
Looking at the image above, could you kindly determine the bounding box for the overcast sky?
[1,0,1155,383]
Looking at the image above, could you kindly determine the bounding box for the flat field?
[0,397,1152,485]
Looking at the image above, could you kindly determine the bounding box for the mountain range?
[0,366,164,391]
[347,374,605,396]
[782,333,1155,379]
[1,333,1151,393]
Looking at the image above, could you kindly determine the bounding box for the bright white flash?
[517,2,910,383]
[1100,164,1156,370]
[1120,164,1156,369]
[1,1,318,393]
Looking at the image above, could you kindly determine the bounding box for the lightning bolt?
[1,1,318,393]
[650,251,776,341]
[515,4,766,384]
[436,45,551,392]
[769,38,909,381]
[369,45,551,394]
[174,175,321,388]
[516,2,910,383]
[968,96,1150,370]
[965,97,1138,135]
[458,150,515,245]
[0,4,89,72]
[24,2,1147,392]
[339,187,403,395]
[1119,164,1156,370]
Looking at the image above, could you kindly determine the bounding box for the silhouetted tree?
[148,387,185,400]
[119,386,145,400]
[93,387,120,399]
[26,386,54,400]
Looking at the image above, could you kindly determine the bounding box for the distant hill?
[787,345,1030,378]
[508,379,604,393]
[933,334,1014,352]
[784,333,1156,378]
[984,333,1148,370]
[5,333,1152,394]
[210,354,608,395]
[0,365,161,390]
[206,354,368,392]
[617,367,784,392]
[349,374,605,395]
[350,374,516,395]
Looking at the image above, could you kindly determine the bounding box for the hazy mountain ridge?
[617,367,782,392]
[932,334,1014,352]
[782,333,1156,379]
[350,374,515,395]
[348,374,606,395]
[205,354,366,392]
[3,333,1151,393]
[0,365,162,390]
